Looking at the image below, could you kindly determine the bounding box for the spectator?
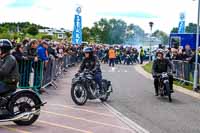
[165,48,172,60]
[27,40,38,62]
[108,46,116,67]
[140,46,145,64]
[37,40,49,64]
[12,43,27,62]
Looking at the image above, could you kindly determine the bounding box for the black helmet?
[83,47,93,53]
[0,39,13,54]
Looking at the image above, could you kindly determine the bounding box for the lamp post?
[193,0,200,91]
[149,22,154,62]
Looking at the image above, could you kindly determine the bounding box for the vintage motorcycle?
[71,70,113,105]
[0,88,46,125]
[156,72,173,102]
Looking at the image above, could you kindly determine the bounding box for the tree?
[153,30,169,45]
[171,23,199,33]
[27,26,39,36]
[82,27,91,42]
[185,23,197,33]
[171,27,178,33]
[41,35,53,40]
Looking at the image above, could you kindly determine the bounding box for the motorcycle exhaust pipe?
[0,109,40,122]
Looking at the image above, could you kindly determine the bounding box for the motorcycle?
[71,70,113,106]
[0,88,46,125]
[156,72,172,102]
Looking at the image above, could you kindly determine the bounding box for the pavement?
[1,63,200,133]
[0,66,139,133]
[102,64,200,133]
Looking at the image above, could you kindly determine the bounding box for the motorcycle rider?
[0,39,19,96]
[152,49,174,96]
[79,47,103,94]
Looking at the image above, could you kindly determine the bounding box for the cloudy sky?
[0,0,198,34]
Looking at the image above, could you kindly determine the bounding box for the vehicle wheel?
[71,83,88,106]
[100,85,112,102]
[9,93,41,126]
[165,82,172,102]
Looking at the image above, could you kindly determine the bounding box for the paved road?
[102,64,200,133]
[1,64,200,133]
[0,66,133,133]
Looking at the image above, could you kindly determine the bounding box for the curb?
[102,102,150,133]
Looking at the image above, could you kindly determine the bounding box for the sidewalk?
[0,67,136,133]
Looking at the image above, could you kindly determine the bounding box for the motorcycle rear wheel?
[8,93,41,126]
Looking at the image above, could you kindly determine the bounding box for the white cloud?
[0,0,198,33]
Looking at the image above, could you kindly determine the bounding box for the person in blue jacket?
[37,40,49,63]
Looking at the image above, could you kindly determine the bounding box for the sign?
[178,12,186,33]
[72,15,82,45]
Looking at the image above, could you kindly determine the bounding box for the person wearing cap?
[37,40,49,63]
[0,39,19,95]
[152,49,174,96]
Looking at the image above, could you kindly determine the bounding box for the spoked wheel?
[71,83,88,106]
[9,93,41,126]
[100,82,112,102]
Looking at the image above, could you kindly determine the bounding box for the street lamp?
[149,22,154,62]
[193,0,200,91]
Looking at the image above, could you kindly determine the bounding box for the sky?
[0,0,198,34]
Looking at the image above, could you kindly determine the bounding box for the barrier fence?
[17,54,79,94]
[172,60,200,86]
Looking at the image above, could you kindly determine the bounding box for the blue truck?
[169,33,200,49]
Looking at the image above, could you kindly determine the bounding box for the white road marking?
[102,102,150,133]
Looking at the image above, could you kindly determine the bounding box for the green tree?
[27,26,39,36]
[153,30,169,45]
[171,27,178,33]
[185,23,197,33]
[41,35,53,40]
[82,27,91,42]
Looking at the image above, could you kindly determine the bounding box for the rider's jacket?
[152,58,173,75]
[0,54,19,88]
[79,55,101,73]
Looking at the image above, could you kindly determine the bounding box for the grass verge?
[142,63,193,91]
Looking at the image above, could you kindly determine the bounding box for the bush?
[41,35,53,40]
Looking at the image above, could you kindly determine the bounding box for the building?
[39,28,70,39]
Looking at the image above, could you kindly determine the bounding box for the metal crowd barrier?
[17,55,80,94]
[41,55,57,89]
[172,60,200,85]
[17,59,44,93]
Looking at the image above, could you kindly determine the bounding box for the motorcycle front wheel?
[71,83,88,106]
[165,82,172,102]
[8,93,41,126]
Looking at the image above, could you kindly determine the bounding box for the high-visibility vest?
[140,49,144,56]
[109,49,116,59]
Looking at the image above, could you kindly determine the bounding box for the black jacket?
[12,50,25,62]
[152,58,173,75]
[79,56,101,73]
[0,54,19,88]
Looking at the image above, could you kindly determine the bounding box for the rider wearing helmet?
[79,47,103,94]
[0,39,19,95]
[152,49,174,96]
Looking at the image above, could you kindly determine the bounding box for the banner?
[72,15,82,45]
[178,13,186,33]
